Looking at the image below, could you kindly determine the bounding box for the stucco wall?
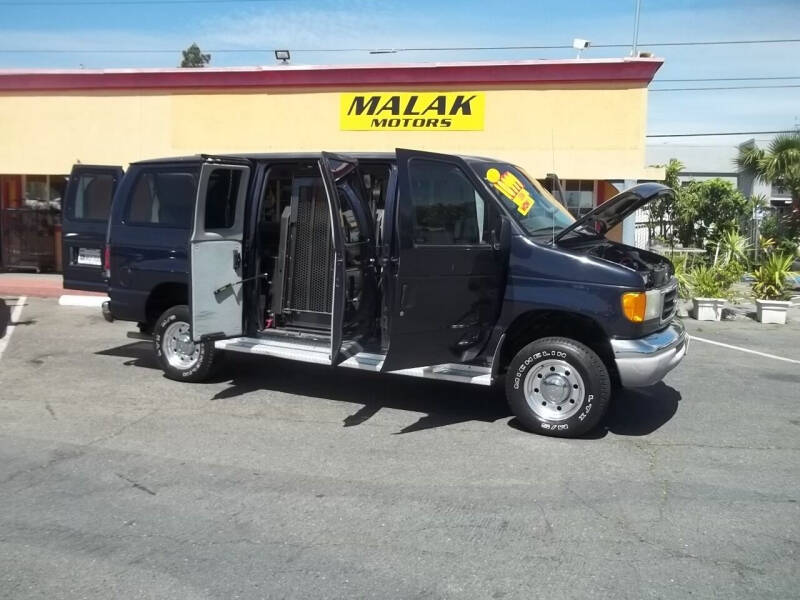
[0,82,650,179]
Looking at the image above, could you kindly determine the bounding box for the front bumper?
[611,319,688,388]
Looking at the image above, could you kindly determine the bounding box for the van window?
[408,159,491,245]
[204,169,243,230]
[70,173,114,221]
[127,168,198,228]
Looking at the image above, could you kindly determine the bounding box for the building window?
[563,180,595,217]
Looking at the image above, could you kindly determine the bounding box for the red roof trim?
[0,59,663,92]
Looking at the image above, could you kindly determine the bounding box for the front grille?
[662,286,677,321]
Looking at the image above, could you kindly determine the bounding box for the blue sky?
[1,0,798,143]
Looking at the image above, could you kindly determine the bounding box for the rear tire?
[505,337,610,437]
[153,305,216,382]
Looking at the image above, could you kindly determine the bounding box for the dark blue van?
[63,149,686,437]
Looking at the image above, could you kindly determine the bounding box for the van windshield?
[468,161,575,239]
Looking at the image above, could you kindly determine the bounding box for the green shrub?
[716,229,751,268]
[670,254,693,299]
[751,253,798,301]
[687,264,735,299]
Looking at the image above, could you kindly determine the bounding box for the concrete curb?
[58,295,109,308]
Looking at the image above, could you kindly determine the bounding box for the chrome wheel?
[162,320,200,370]
[523,359,585,421]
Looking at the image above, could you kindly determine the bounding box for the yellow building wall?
[0,83,652,179]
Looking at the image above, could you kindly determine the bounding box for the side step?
[215,337,492,386]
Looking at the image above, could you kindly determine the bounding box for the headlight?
[621,290,663,323]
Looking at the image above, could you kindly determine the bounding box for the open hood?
[554,183,674,242]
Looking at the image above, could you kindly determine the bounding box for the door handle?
[233,249,242,271]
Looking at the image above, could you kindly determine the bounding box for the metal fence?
[0,208,59,271]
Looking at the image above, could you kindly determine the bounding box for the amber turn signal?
[621,292,646,323]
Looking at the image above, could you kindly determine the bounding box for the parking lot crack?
[44,401,56,419]
[116,473,157,496]
[88,409,159,446]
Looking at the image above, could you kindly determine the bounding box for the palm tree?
[736,133,800,210]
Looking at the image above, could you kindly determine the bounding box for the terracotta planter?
[692,297,725,321]
[755,299,791,324]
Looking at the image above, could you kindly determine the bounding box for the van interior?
[253,160,390,347]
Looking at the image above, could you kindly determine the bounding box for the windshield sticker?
[486,168,534,215]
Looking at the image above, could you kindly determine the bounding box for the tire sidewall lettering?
[513,348,572,391]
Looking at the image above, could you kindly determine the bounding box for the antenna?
[551,129,557,245]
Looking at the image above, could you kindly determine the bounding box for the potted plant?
[687,264,733,321]
[751,253,798,324]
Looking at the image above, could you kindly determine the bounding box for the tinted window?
[408,159,490,245]
[70,173,114,221]
[204,169,242,230]
[127,169,197,228]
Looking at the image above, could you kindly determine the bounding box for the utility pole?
[632,0,642,56]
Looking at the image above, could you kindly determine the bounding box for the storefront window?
[49,175,67,212]
[564,180,595,218]
[1,174,66,271]
[25,175,49,207]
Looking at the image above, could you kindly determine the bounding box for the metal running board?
[215,337,492,385]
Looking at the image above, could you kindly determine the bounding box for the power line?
[654,76,800,82]
[0,0,286,5]
[647,130,797,138]
[1,37,800,53]
[650,84,800,91]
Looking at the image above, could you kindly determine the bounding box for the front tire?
[153,305,216,382]
[505,337,610,437]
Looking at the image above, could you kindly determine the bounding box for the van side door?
[190,160,251,341]
[381,148,509,372]
[61,164,123,291]
[319,152,378,365]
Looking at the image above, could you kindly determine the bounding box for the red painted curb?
[0,279,104,299]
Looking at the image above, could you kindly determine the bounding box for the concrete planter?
[692,297,725,321]
[755,299,791,324]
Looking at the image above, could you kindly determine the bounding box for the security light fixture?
[572,38,590,59]
[275,50,290,64]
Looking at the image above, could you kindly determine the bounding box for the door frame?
[318,152,358,365]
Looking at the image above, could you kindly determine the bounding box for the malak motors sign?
[340,92,485,131]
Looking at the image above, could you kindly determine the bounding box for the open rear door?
[319,152,377,365]
[61,164,123,291]
[190,159,251,342]
[381,149,509,372]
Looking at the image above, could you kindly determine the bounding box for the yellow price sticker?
[486,168,534,215]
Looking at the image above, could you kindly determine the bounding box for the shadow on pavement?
[95,342,680,437]
[594,382,681,438]
[96,341,159,369]
[211,353,511,434]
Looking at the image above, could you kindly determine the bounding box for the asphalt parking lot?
[1,296,798,599]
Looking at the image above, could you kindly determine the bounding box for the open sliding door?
[190,160,251,342]
[319,152,377,366]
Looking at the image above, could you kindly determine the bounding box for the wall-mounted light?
[274,50,290,64]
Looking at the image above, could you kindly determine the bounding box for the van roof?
[132,151,503,166]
